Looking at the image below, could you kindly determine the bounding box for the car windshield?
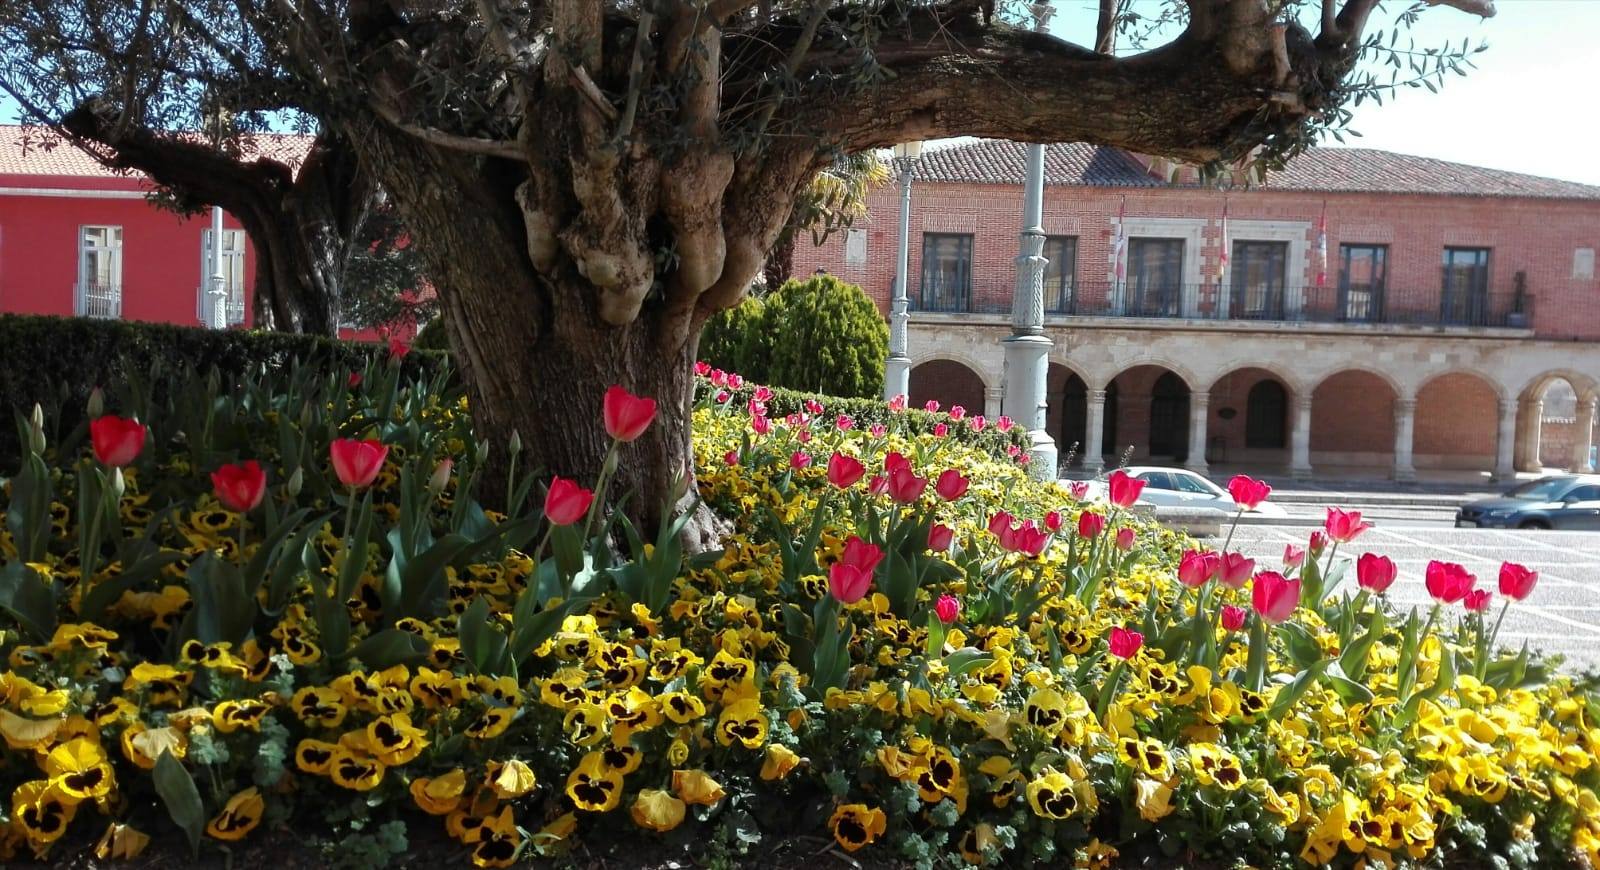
[1504,478,1575,500]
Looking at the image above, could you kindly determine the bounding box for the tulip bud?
[285,466,304,498]
[207,367,221,398]
[508,429,523,456]
[87,386,105,419]
[108,467,126,503]
[299,400,315,431]
[27,403,46,455]
[427,458,454,495]
[476,439,491,464]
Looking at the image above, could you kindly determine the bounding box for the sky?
[5,1,1598,185]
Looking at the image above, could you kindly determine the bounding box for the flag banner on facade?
[1315,201,1329,288]
[1113,197,1127,282]
[1216,199,1230,283]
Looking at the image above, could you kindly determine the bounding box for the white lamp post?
[883,140,923,402]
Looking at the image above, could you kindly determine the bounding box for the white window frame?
[76,225,123,319]
[199,228,248,326]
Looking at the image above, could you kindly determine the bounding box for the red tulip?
[694,361,711,376]
[1283,544,1305,570]
[387,336,411,362]
[828,537,884,604]
[885,452,911,474]
[1356,553,1397,593]
[826,453,866,489]
[90,415,147,467]
[751,415,772,435]
[329,438,388,488]
[1107,626,1143,659]
[1308,531,1328,554]
[1227,475,1272,511]
[1220,604,1247,632]
[927,523,954,552]
[1324,507,1372,544]
[1425,560,1476,604]
[996,416,1013,432]
[934,469,968,501]
[544,476,595,526]
[836,414,854,431]
[1251,571,1300,624]
[804,399,824,416]
[1463,589,1492,613]
[1178,550,1219,587]
[1498,562,1538,602]
[948,405,966,421]
[935,594,961,625]
[754,386,773,403]
[1068,481,1090,502]
[348,372,363,388]
[933,423,948,438]
[1106,470,1145,508]
[211,460,267,513]
[1115,528,1136,551]
[888,394,907,412]
[1217,552,1255,589]
[886,465,928,504]
[987,512,1014,538]
[723,450,739,466]
[1011,524,1049,557]
[1043,511,1063,532]
[1077,511,1106,539]
[790,451,811,470]
[923,400,940,413]
[602,385,657,442]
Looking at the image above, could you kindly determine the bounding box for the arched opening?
[1049,365,1089,467]
[1208,367,1292,469]
[909,359,986,417]
[1311,370,1397,473]
[1105,365,1190,463]
[1524,375,1597,472]
[1415,372,1500,473]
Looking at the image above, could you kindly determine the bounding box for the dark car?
[1456,475,1600,530]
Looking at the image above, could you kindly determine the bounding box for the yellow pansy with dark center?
[1025,769,1079,819]
[86,697,136,727]
[604,687,661,734]
[281,633,322,665]
[191,509,236,534]
[1143,662,1180,695]
[659,691,706,725]
[472,675,522,707]
[601,744,644,775]
[291,687,348,728]
[205,787,264,841]
[426,639,464,669]
[367,713,429,766]
[915,748,961,801]
[1024,687,1068,733]
[410,668,465,709]
[648,648,697,682]
[467,807,521,868]
[540,669,593,709]
[798,574,828,600]
[328,748,386,791]
[958,824,997,865]
[465,707,514,740]
[828,804,886,852]
[700,650,754,701]
[14,779,76,844]
[561,704,608,747]
[565,754,623,812]
[554,633,593,661]
[716,698,768,749]
[46,737,116,802]
[212,699,271,733]
[1118,737,1173,780]
[1238,688,1268,718]
[294,739,338,774]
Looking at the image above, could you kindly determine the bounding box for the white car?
[1073,466,1288,517]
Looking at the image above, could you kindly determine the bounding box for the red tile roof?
[910,139,1600,200]
[0,125,314,180]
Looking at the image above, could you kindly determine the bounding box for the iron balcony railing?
[76,282,122,319]
[197,287,248,327]
[908,280,1536,330]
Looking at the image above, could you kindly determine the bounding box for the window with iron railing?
[1230,240,1288,320]
[1127,238,1184,316]
[919,233,973,312]
[1339,243,1388,322]
[77,225,123,319]
[1043,235,1077,313]
[1441,247,1491,325]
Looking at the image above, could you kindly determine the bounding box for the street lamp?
[1001,0,1058,479]
[883,140,923,402]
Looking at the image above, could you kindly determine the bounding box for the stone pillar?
[1185,391,1210,475]
[1393,396,1417,483]
[1084,389,1107,474]
[1518,398,1544,471]
[1289,393,1314,479]
[1574,397,1597,472]
[983,386,1003,420]
[1492,397,1518,482]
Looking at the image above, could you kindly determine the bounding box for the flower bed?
[0,353,1597,868]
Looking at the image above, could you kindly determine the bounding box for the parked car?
[1106,466,1288,517]
[1455,475,1600,530]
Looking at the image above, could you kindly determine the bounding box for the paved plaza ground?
[1229,524,1600,671]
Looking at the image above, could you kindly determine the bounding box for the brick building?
[793,140,1600,480]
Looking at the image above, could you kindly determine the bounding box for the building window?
[1229,240,1288,320]
[843,228,867,267]
[1441,247,1490,325]
[1339,243,1387,322]
[1043,235,1077,313]
[1127,238,1184,316]
[200,228,248,326]
[918,233,972,312]
[77,225,123,319]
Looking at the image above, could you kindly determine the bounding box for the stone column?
[1518,398,1544,471]
[1084,389,1107,474]
[1492,397,1518,481]
[983,386,1003,420]
[1185,391,1210,475]
[1392,396,1417,483]
[1574,397,1597,472]
[1289,393,1314,479]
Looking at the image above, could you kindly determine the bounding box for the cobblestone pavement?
[1226,525,1600,672]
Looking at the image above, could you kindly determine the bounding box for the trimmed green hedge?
[701,276,887,398]
[0,314,445,465]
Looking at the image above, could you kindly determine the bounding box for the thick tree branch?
[367,95,528,160]
[1095,0,1116,54]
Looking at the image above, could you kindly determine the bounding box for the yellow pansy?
[630,789,687,832]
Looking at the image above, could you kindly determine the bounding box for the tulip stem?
[582,441,621,542]
[1095,659,1126,725]
[1479,599,1512,680]
[1220,507,1242,556]
[337,485,358,582]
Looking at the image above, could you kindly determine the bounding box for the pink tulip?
[1115,527,1136,551]
[694,361,711,376]
[1107,626,1144,659]
[828,537,884,604]
[935,594,961,625]
[933,423,948,438]
[790,451,811,470]
[754,386,773,403]
[1251,571,1301,624]
[1107,470,1145,508]
[329,438,388,488]
[867,475,889,496]
[544,477,594,526]
[90,415,147,468]
[987,512,1014,538]
[1220,605,1247,632]
[968,415,987,432]
[888,395,907,412]
[602,385,657,442]
[726,373,744,389]
[949,405,966,421]
[723,450,739,466]
[935,469,969,501]
[1308,531,1328,554]
[804,399,823,416]
[1498,562,1538,602]
[1217,552,1255,589]
[751,415,772,435]
[887,466,928,504]
[1077,511,1106,539]
[1425,560,1476,604]
[836,414,854,431]
[869,424,887,438]
[827,453,866,489]
[927,523,954,552]
[1068,481,1090,502]
[1227,475,1272,511]
[1178,550,1219,587]
[1356,553,1397,593]
[709,368,727,386]
[1043,511,1063,532]
[1324,507,1372,544]
[1463,589,1492,613]
[1282,544,1305,570]
[996,416,1013,432]
[923,400,941,413]
[211,460,267,513]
